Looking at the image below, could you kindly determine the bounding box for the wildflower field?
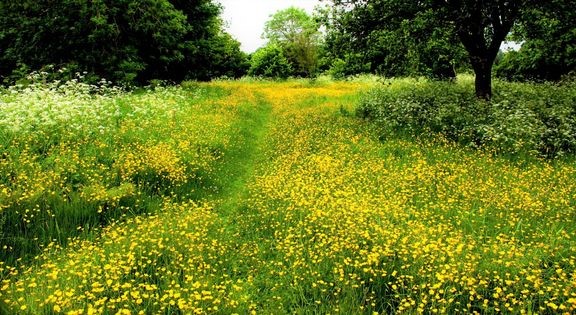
[1,79,576,314]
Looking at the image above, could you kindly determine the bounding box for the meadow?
[1,77,575,314]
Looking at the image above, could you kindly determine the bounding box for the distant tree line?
[0,1,573,89]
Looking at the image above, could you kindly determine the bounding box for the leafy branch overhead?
[323,0,569,100]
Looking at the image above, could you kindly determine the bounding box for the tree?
[197,32,250,80]
[431,0,523,100]
[263,7,322,77]
[325,0,534,100]
[0,0,188,83]
[164,0,248,81]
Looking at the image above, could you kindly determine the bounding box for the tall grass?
[0,79,237,265]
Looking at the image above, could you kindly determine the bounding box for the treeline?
[0,0,574,87]
[494,1,576,82]
[0,0,248,84]
[251,1,575,85]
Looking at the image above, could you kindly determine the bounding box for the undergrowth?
[358,75,576,158]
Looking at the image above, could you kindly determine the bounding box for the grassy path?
[2,81,576,314]
[208,90,272,217]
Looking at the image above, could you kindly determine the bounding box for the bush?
[327,54,372,79]
[248,45,293,79]
[358,77,576,158]
[328,58,348,79]
[494,47,575,82]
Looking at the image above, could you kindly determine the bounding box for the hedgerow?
[358,76,576,158]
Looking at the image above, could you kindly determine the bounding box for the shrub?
[328,58,348,79]
[358,77,576,158]
[248,45,293,79]
[327,54,372,79]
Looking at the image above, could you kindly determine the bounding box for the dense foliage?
[495,0,576,82]
[248,45,293,79]
[322,0,575,99]
[320,1,467,80]
[0,0,248,84]
[358,76,576,158]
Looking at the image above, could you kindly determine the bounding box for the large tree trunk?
[436,0,521,101]
[470,56,494,101]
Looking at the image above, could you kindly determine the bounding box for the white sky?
[217,0,321,53]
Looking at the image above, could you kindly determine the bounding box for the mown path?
[3,81,576,314]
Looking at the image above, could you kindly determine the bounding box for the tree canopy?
[323,0,557,100]
[263,7,322,77]
[1,0,572,88]
[0,0,248,84]
[495,0,576,82]
[248,44,293,79]
[320,0,467,80]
